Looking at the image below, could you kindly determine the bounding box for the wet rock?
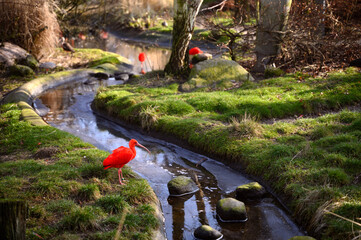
[93,63,118,72]
[180,58,254,92]
[194,225,223,240]
[288,237,316,240]
[8,64,34,77]
[89,72,109,79]
[115,73,129,81]
[191,53,212,65]
[39,62,56,71]
[167,176,198,196]
[235,182,267,201]
[0,42,28,68]
[216,197,247,222]
[20,54,38,70]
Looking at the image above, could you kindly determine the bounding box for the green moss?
[8,64,35,77]
[183,59,254,91]
[168,176,193,188]
[0,103,160,239]
[74,48,130,66]
[264,67,285,78]
[288,237,316,240]
[237,182,263,191]
[92,63,118,72]
[90,68,361,239]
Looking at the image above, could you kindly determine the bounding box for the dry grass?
[0,0,60,59]
[230,112,263,139]
[139,105,160,131]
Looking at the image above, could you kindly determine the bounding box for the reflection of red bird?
[138,52,146,74]
[103,139,150,185]
[189,47,203,55]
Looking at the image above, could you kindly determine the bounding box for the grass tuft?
[230,112,263,138]
[76,184,101,202]
[139,105,160,130]
[96,195,129,214]
[59,206,104,232]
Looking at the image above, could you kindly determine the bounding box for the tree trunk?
[253,0,292,72]
[315,0,326,36]
[164,0,203,76]
[0,199,27,240]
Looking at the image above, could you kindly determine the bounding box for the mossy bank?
[92,68,361,239]
[0,48,164,240]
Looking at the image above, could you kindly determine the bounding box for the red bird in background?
[189,47,203,55]
[189,47,203,69]
[103,139,151,185]
[138,52,146,74]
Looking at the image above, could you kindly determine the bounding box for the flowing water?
[34,37,306,239]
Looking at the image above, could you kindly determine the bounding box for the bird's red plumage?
[189,47,203,55]
[103,139,150,185]
[103,146,135,169]
[138,52,146,62]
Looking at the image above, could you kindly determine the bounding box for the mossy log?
[0,199,27,240]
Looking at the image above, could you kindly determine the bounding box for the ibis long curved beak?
[136,143,151,154]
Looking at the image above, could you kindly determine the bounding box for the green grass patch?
[93,69,361,239]
[0,103,160,239]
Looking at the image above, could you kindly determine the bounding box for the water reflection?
[74,33,171,73]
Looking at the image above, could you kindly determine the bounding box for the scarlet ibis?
[189,47,203,56]
[138,52,146,74]
[189,47,203,68]
[103,139,150,185]
[61,37,75,55]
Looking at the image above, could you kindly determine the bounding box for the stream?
[34,34,306,240]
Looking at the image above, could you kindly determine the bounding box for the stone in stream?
[115,73,129,81]
[20,54,38,70]
[89,72,109,79]
[216,197,247,222]
[8,64,34,77]
[167,176,198,196]
[194,225,223,240]
[39,62,56,72]
[235,182,267,201]
[288,237,316,240]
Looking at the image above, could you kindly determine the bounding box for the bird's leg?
[118,168,125,185]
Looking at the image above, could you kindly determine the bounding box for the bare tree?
[164,0,203,76]
[253,0,292,72]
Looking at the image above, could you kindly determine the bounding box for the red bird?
[138,52,146,74]
[189,47,203,55]
[138,52,146,62]
[103,139,150,185]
